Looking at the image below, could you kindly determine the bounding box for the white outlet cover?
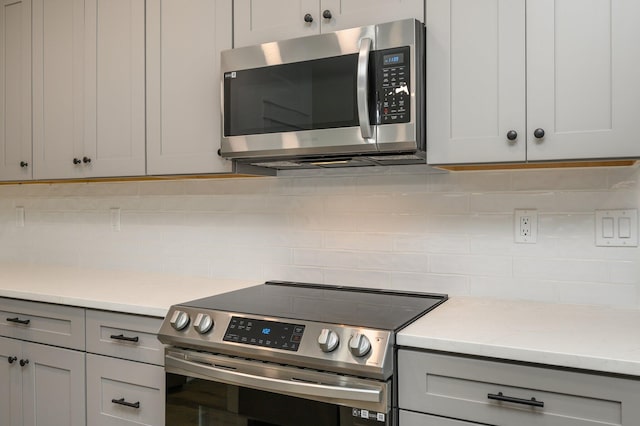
[514,209,538,244]
[595,209,638,247]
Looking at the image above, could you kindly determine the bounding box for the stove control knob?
[349,333,371,358]
[318,328,340,352]
[193,313,214,334]
[170,310,190,331]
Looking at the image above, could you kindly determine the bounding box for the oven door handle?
[166,354,382,403]
[357,37,374,140]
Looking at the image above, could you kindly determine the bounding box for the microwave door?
[221,27,379,160]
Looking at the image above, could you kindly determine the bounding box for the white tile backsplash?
[0,164,638,308]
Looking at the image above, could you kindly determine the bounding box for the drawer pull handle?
[111,398,140,409]
[488,392,544,408]
[19,359,29,367]
[8,356,17,364]
[110,334,140,343]
[6,317,30,325]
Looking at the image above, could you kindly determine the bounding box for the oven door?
[165,348,391,426]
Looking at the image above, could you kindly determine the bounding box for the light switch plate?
[595,209,638,247]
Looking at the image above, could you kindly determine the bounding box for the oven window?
[224,54,359,136]
[166,374,340,426]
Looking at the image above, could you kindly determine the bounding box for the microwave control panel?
[376,46,411,125]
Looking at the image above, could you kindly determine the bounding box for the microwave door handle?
[357,37,373,140]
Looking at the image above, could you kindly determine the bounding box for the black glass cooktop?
[182,281,447,331]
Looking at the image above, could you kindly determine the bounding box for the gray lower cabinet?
[86,354,164,426]
[85,310,165,426]
[400,411,478,426]
[398,349,640,426]
[0,296,87,426]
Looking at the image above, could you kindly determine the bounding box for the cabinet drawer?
[0,298,85,350]
[398,350,640,426]
[400,410,479,426]
[86,310,164,365]
[86,353,165,426]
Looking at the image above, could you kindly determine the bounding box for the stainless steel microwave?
[220,19,425,169]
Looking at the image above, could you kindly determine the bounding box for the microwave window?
[224,54,359,136]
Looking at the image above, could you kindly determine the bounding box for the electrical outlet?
[515,209,538,243]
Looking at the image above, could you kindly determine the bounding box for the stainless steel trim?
[166,349,389,412]
[357,37,373,140]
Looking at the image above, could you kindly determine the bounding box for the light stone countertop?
[0,263,257,317]
[2,265,639,378]
[397,296,640,377]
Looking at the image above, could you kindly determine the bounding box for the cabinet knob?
[19,359,29,367]
[73,158,82,165]
[322,9,332,19]
[304,13,313,23]
[7,356,17,364]
[533,128,545,139]
[20,161,29,168]
[506,130,518,141]
[83,156,92,164]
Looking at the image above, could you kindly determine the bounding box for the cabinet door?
[233,0,318,48]
[146,0,233,175]
[0,0,32,181]
[320,0,424,33]
[83,0,146,177]
[32,0,85,180]
[86,354,165,426]
[526,0,640,161]
[400,410,485,426]
[426,0,526,165]
[21,342,85,426]
[0,337,22,426]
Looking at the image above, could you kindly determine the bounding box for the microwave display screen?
[224,54,360,137]
[383,53,404,65]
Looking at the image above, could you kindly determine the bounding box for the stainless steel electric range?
[157,281,447,426]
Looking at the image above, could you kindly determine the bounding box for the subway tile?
[513,258,609,283]
[553,281,637,308]
[430,254,512,277]
[324,232,394,252]
[322,268,392,288]
[389,272,469,295]
[510,168,609,191]
[468,277,558,303]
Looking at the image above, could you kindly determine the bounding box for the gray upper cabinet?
[233,0,424,47]
[31,0,85,180]
[32,0,145,180]
[146,0,233,175]
[32,0,84,179]
[0,0,32,181]
[427,0,640,165]
[83,0,146,178]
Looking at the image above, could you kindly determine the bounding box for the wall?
[0,164,638,309]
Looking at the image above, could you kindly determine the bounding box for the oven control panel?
[158,306,395,379]
[223,316,305,351]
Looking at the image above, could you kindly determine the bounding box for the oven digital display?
[223,316,305,351]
